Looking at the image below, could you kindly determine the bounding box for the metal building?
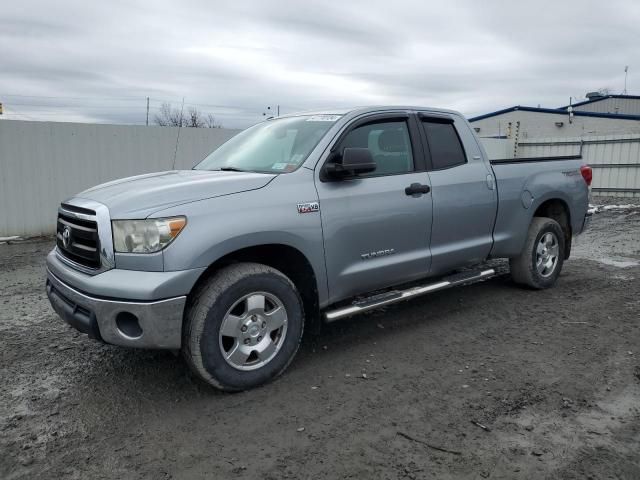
[469,94,640,140]
[561,93,640,115]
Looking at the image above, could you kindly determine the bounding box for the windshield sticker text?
[305,115,342,122]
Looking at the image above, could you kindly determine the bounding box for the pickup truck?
[46,106,592,391]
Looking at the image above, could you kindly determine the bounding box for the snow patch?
[595,257,640,268]
[588,204,640,214]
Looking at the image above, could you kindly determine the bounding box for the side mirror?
[325,147,377,179]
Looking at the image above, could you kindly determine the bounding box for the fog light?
[115,312,143,339]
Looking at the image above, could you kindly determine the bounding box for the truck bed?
[488,156,590,259]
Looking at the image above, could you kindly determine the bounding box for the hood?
[76,170,276,219]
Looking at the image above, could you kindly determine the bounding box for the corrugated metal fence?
[478,137,516,160]
[479,133,640,198]
[0,120,240,237]
[516,134,640,197]
[3,121,637,237]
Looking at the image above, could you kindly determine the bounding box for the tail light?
[580,165,592,186]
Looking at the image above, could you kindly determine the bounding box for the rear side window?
[422,121,466,170]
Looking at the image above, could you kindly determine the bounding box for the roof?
[558,94,640,110]
[468,105,640,122]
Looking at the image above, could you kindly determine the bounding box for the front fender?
[153,170,329,305]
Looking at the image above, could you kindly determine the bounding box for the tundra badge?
[361,248,395,260]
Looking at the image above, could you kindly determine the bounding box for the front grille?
[56,208,101,269]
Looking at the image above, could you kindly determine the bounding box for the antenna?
[624,66,629,94]
[171,97,185,170]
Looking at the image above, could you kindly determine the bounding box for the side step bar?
[324,269,495,322]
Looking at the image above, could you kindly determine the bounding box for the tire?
[182,262,304,391]
[509,217,565,289]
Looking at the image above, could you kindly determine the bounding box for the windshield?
[194,114,342,173]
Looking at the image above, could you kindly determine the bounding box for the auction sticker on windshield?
[305,115,342,122]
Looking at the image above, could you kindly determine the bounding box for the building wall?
[470,109,640,139]
[572,97,640,115]
[0,120,241,237]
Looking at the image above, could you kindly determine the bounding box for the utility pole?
[624,66,629,95]
[146,97,150,126]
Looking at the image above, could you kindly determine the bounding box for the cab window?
[340,120,414,176]
[421,121,466,170]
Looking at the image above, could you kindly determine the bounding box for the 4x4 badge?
[297,202,320,214]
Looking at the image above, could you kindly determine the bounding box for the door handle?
[405,183,431,196]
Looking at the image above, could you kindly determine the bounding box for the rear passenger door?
[418,113,497,275]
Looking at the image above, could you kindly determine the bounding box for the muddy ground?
[1,204,639,479]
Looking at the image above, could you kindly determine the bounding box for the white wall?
[0,120,240,237]
[471,109,640,139]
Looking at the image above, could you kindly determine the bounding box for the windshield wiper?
[217,166,247,172]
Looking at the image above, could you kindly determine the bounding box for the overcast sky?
[1,0,639,128]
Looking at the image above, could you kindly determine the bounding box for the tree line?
[154,102,221,128]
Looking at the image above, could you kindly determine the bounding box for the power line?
[0,93,151,101]
[0,92,269,126]
[0,93,259,112]
[2,99,258,115]
[3,102,157,109]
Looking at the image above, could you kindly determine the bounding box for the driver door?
[315,114,434,304]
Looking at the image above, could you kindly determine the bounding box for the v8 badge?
[297,202,320,214]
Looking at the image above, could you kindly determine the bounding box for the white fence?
[517,134,640,198]
[3,122,637,237]
[478,137,515,160]
[0,120,240,237]
[479,134,640,198]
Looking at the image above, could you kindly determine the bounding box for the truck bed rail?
[490,154,583,165]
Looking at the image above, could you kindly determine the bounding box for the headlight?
[112,217,186,253]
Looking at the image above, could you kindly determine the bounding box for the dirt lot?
[2,204,639,479]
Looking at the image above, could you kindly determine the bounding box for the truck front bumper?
[46,269,185,349]
[45,249,205,349]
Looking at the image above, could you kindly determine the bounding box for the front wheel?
[510,217,565,289]
[182,263,304,391]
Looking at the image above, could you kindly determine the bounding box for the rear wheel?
[510,217,565,289]
[183,263,304,391]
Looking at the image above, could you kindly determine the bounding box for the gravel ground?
[1,206,639,479]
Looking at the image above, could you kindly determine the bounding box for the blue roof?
[558,94,640,110]
[468,105,640,122]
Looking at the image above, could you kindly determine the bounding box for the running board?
[324,269,495,322]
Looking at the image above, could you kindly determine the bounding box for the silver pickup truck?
[46,106,592,390]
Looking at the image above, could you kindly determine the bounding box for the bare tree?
[154,103,186,127]
[187,107,203,128]
[205,113,221,128]
[154,103,221,128]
